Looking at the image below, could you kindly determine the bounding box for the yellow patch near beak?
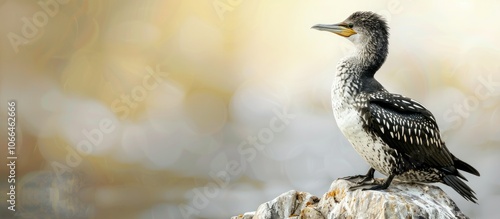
[336,28,357,37]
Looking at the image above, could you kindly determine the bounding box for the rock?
[231,190,322,219]
[231,178,469,219]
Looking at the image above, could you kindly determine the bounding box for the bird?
[312,11,480,203]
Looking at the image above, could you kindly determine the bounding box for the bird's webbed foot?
[350,174,395,191]
[341,168,375,184]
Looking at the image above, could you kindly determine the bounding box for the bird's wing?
[363,92,453,168]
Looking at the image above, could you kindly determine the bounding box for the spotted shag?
[313,11,480,203]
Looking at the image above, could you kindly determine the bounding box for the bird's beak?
[312,23,357,37]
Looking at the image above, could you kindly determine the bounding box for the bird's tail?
[453,156,480,176]
[442,175,477,203]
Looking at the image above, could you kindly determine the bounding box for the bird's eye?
[348,23,354,28]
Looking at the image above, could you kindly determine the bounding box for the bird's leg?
[358,168,375,184]
[341,168,375,184]
[361,174,395,191]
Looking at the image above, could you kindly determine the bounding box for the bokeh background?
[0,0,499,218]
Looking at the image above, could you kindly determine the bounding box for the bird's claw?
[361,183,388,191]
[348,180,377,191]
[341,175,374,185]
[340,175,365,181]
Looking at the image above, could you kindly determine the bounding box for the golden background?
[0,0,499,218]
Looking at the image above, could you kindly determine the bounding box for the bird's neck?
[335,39,388,95]
[349,38,388,78]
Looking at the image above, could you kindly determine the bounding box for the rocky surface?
[231,178,469,219]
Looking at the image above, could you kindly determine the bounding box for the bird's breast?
[331,69,368,144]
[331,67,397,176]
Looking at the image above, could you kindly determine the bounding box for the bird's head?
[312,11,389,47]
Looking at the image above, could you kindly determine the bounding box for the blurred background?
[0,0,499,218]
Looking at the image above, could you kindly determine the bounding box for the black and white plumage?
[313,11,480,203]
